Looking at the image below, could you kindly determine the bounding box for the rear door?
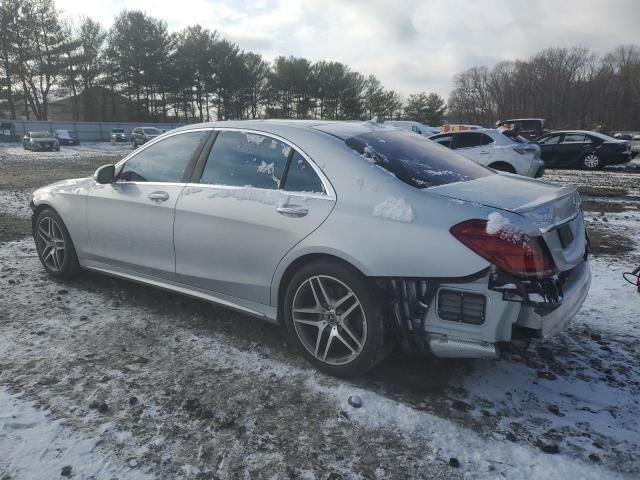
[556,133,593,166]
[452,132,494,165]
[173,129,336,305]
[86,130,210,279]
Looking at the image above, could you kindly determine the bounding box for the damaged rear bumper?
[377,259,591,358]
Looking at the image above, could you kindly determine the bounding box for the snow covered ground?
[0,156,639,478]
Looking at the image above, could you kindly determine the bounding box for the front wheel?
[34,209,81,277]
[582,153,601,170]
[283,260,390,377]
[131,139,137,149]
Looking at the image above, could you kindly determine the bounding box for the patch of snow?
[486,212,511,234]
[0,387,150,479]
[257,161,275,175]
[207,187,289,208]
[244,133,265,145]
[372,197,415,223]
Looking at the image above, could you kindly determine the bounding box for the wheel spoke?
[340,300,360,321]
[314,276,333,307]
[333,292,354,310]
[293,317,324,327]
[307,279,322,308]
[37,224,51,242]
[321,330,335,361]
[333,329,356,354]
[340,322,362,350]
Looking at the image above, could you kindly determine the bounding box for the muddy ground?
[0,147,638,479]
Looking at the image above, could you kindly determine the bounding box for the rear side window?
[201,131,290,189]
[345,130,493,189]
[283,152,325,194]
[454,132,485,149]
[118,131,206,182]
[562,134,591,144]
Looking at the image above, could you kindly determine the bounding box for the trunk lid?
[429,174,586,271]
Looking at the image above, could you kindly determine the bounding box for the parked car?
[496,118,546,141]
[384,120,440,135]
[131,127,162,148]
[429,129,545,177]
[30,120,590,376]
[23,131,60,151]
[533,130,633,169]
[110,128,128,143]
[439,124,482,133]
[54,129,80,146]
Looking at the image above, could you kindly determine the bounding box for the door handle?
[276,206,309,218]
[148,191,169,202]
[479,151,490,155]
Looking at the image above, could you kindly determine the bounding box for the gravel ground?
[0,145,638,479]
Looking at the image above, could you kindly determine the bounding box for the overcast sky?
[56,0,640,99]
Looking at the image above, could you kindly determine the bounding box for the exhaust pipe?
[429,337,499,359]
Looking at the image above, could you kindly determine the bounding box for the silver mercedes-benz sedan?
[30,120,591,376]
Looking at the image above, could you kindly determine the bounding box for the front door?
[86,130,209,279]
[174,129,336,305]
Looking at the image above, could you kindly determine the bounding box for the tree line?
[0,0,447,125]
[448,45,640,130]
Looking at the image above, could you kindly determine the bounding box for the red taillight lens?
[450,219,554,278]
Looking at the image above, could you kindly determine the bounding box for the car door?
[452,132,493,165]
[536,133,562,165]
[173,129,336,306]
[86,129,210,280]
[556,133,593,166]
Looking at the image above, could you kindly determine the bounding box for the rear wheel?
[283,260,389,377]
[489,162,516,174]
[34,209,80,278]
[582,153,601,170]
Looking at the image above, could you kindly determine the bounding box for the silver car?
[30,120,591,376]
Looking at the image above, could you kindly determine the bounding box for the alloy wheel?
[583,154,599,169]
[292,275,367,366]
[36,217,66,271]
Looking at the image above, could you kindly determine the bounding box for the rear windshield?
[344,130,493,188]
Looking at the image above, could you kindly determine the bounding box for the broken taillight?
[450,219,554,278]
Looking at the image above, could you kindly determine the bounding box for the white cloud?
[55,0,640,97]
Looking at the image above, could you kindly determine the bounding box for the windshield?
[32,131,52,138]
[344,130,493,189]
[143,128,161,134]
[112,128,124,133]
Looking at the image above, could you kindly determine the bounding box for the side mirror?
[94,164,115,184]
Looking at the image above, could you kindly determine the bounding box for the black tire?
[34,208,81,278]
[283,260,390,377]
[132,139,137,149]
[581,153,601,170]
[489,162,516,174]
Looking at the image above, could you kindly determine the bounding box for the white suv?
[385,120,440,136]
[429,129,545,178]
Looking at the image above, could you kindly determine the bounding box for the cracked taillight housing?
[450,219,554,278]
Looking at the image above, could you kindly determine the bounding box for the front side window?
[345,130,493,189]
[201,131,290,189]
[282,152,325,194]
[118,131,206,182]
[538,135,561,145]
[454,132,484,149]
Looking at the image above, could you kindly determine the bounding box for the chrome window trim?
[207,127,337,200]
[181,182,334,202]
